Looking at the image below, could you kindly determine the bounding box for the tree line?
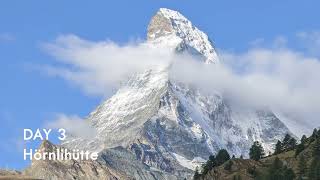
[194,128,320,180]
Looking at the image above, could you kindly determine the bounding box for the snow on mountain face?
[63,8,292,178]
[90,69,169,147]
[147,8,219,64]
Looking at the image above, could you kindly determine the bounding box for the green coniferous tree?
[308,138,320,179]
[282,134,297,151]
[297,155,306,179]
[265,157,295,180]
[207,155,216,170]
[201,162,210,175]
[283,134,291,144]
[274,140,282,155]
[312,128,318,138]
[216,149,230,166]
[267,157,283,180]
[193,167,201,180]
[295,143,304,157]
[309,128,318,144]
[288,138,297,150]
[308,156,320,180]
[249,141,265,161]
[300,135,307,145]
[200,155,219,176]
[313,137,320,156]
[283,166,295,180]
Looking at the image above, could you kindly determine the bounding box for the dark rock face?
[147,12,174,40]
[98,147,191,180]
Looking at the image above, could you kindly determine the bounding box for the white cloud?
[42,35,173,96]
[45,114,97,139]
[171,48,320,135]
[42,34,320,136]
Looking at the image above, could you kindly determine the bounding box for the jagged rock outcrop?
[147,8,219,64]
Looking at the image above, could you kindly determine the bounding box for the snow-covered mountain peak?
[158,8,189,23]
[62,8,293,178]
[147,8,219,64]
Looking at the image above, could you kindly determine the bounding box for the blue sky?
[1,0,320,170]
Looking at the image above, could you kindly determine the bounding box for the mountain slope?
[198,130,320,180]
[23,140,131,180]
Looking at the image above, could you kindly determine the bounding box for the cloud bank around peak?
[45,114,97,139]
[171,47,320,135]
[42,34,174,96]
[41,33,320,136]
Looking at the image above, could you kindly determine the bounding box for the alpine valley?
[20,8,294,180]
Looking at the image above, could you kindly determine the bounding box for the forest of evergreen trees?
[194,128,320,180]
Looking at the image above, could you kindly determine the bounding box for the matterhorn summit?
[147,8,219,64]
[25,8,293,180]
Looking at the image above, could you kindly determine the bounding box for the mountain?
[23,8,293,180]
